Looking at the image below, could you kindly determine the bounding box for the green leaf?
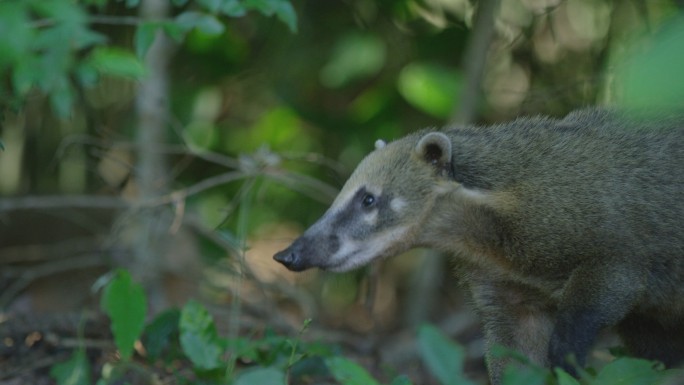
[50,350,91,385]
[221,0,248,17]
[320,33,386,88]
[501,364,548,385]
[241,0,297,31]
[555,368,581,385]
[179,300,224,370]
[75,62,99,88]
[101,269,147,360]
[397,63,462,119]
[235,367,287,385]
[161,21,187,43]
[0,141,4,151]
[418,324,475,385]
[134,22,160,58]
[87,47,147,79]
[616,16,684,109]
[198,0,222,13]
[325,356,381,385]
[591,357,673,385]
[142,309,181,361]
[176,11,225,36]
[0,2,32,68]
[276,2,297,33]
[50,76,74,118]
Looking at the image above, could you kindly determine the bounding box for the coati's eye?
[361,193,376,208]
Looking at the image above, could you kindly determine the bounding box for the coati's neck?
[417,186,513,271]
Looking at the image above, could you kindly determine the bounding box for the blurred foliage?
[2,0,684,384]
[614,15,684,110]
[50,274,684,384]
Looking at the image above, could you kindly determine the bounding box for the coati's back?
[447,108,684,279]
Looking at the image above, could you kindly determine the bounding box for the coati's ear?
[416,132,452,167]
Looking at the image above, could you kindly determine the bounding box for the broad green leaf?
[616,16,684,109]
[75,62,99,88]
[325,356,381,385]
[179,300,224,370]
[87,47,146,79]
[31,2,106,49]
[275,1,297,33]
[418,324,475,385]
[0,2,32,68]
[11,56,38,97]
[591,357,674,385]
[50,349,91,385]
[49,76,74,118]
[172,0,189,6]
[235,367,287,385]
[198,0,222,12]
[397,63,462,119]
[221,0,248,17]
[555,368,581,385]
[134,22,160,58]
[161,21,186,43]
[142,309,180,361]
[501,364,548,385]
[101,269,147,360]
[320,33,386,88]
[176,11,225,36]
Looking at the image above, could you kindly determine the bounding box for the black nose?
[273,247,307,272]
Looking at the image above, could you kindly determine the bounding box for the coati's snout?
[273,244,306,271]
[273,233,341,272]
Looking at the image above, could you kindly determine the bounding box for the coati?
[273,108,684,384]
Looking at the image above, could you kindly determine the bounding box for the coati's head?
[274,131,458,272]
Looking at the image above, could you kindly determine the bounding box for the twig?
[31,15,149,29]
[57,134,240,170]
[0,237,105,264]
[0,255,107,308]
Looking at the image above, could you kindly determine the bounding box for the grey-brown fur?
[274,108,684,384]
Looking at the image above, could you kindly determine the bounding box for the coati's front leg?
[465,272,556,385]
[547,257,647,374]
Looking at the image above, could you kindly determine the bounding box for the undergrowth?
[50,269,684,385]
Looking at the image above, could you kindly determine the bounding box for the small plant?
[49,269,684,385]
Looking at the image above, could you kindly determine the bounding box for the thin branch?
[57,134,240,169]
[0,195,128,211]
[0,255,106,308]
[31,15,151,29]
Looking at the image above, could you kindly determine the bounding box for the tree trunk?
[133,0,172,314]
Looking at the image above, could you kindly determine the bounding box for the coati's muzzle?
[273,231,341,272]
[273,239,309,272]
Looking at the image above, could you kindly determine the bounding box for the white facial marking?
[390,197,407,213]
[327,226,410,272]
[363,210,378,226]
[374,139,386,150]
[460,187,491,203]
